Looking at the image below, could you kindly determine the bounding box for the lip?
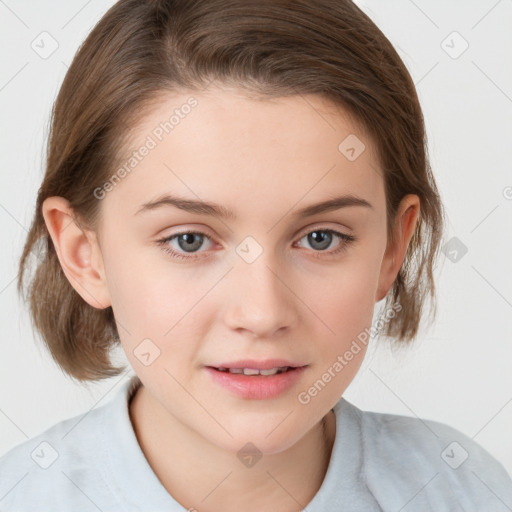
[208,359,306,370]
[205,364,308,400]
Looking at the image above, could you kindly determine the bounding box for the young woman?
[1,1,511,510]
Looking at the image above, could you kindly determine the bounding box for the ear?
[42,196,111,309]
[375,194,420,303]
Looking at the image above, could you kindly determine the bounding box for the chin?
[206,419,305,457]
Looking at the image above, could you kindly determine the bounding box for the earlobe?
[375,194,420,302]
[42,196,111,309]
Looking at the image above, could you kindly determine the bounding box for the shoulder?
[339,399,512,510]
[0,379,134,511]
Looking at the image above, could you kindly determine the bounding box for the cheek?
[101,241,180,336]
[299,248,383,397]
[298,264,379,406]
[103,244,211,359]
[303,255,381,334]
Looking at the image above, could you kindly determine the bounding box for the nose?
[222,251,299,339]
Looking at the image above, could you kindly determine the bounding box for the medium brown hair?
[18,0,445,382]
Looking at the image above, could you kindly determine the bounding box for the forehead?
[102,87,385,223]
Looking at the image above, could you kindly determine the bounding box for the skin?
[42,85,419,512]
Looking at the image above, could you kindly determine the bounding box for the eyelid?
[156,223,356,260]
[295,222,353,239]
[156,223,352,245]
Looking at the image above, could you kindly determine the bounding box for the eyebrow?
[135,193,373,219]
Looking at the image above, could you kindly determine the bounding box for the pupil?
[309,231,331,251]
[178,233,202,252]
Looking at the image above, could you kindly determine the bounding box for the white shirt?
[1,374,511,511]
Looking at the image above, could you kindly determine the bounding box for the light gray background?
[1,0,511,478]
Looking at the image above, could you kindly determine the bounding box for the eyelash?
[156,227,357,261]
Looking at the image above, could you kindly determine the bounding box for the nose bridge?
[224,240,297,336]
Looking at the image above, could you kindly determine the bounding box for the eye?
[295,228,356,258]
[156,227,357,261]
[156,230,214,261]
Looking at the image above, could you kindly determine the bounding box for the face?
[83,86,402,454]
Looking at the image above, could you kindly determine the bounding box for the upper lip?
[207,359,307,370]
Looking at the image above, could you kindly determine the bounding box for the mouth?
[209,366,296,376]
[206,358,306,373]
[204,362,308,400]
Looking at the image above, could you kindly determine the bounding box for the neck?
[129,384,336,512]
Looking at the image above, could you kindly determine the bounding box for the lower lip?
[205,366,307,400]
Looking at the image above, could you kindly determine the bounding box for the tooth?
[242,368,260,376]
[229,368,244,374]
[259,368,279,375]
